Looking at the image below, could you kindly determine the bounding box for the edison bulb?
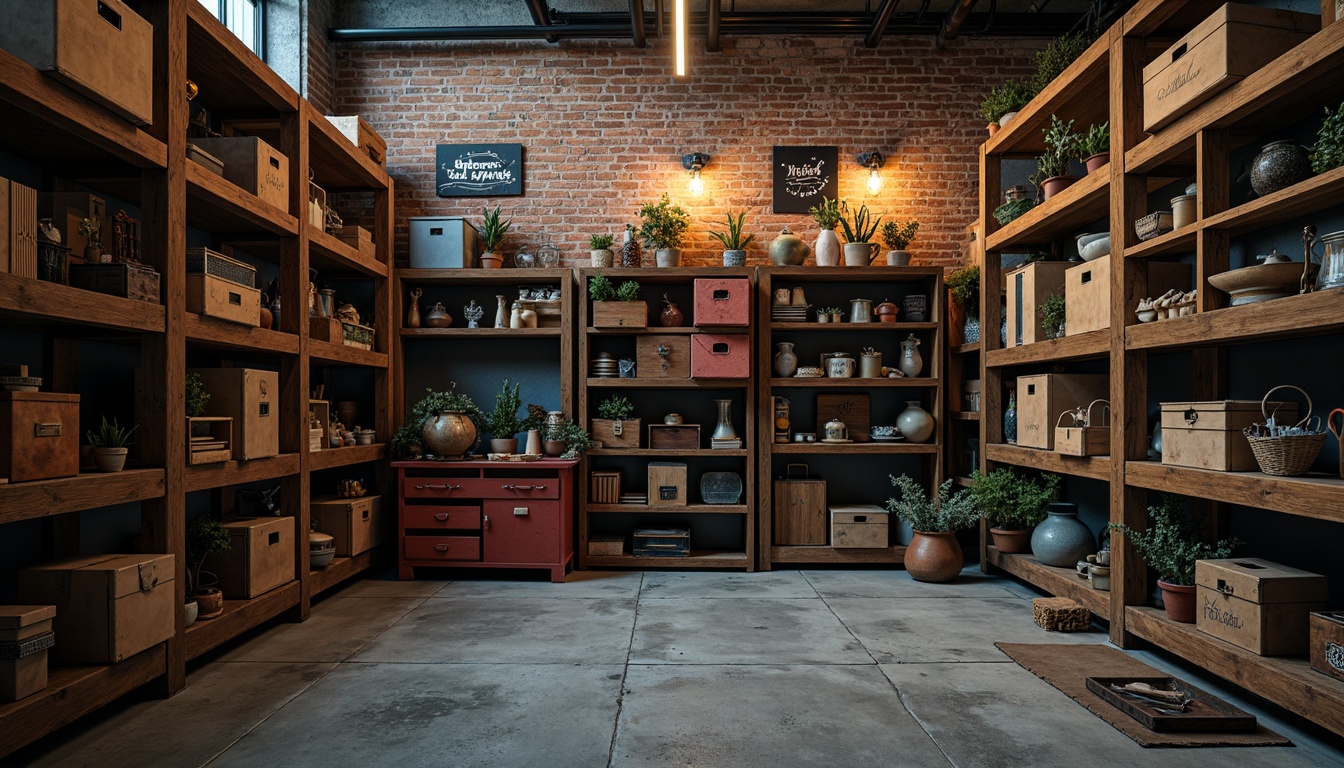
[867,168,882,195]
[689,170,704,197]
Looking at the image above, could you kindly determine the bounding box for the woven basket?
[1134,211,1173,241]
[1243,385,1326,477]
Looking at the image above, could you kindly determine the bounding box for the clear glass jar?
[537,240,561,268]
[513,244,535,268]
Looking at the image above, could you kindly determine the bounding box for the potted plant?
[979,79,1036,133]
[945,265,980,346]
[969,468,1060,553]
[186,514,231,621]
[879,220,919,266]
[484,380,523,453]
[589,234,615,268]
[886,475,980,582]
[86,416,136,472]
[637,193,690,267]
[1078,121,1110,174]
[588,274,646,327]
[1031,115,1081,200]
[592,395,639,449]
[186,370,210,418]
[808,196,843,266]
[1108,496,1241,623]
[478,206,512,269]
[1031,31,1093,94]
[708,211,755,267]
[1040,292,1066,340]
[407,385,480,459]
[550,418,595,459]
[1311,100,1344,174]
[391,420,425,459]
[77,216,103,262]
[838,201,882,266]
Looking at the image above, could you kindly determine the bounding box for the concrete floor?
[13,567,1344,767]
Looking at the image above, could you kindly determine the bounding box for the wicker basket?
[1134,211,1174,241]
[1243,385,1327,477]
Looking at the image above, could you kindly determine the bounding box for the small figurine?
[464,300,484,328]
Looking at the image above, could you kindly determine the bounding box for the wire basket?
[1242,385,1327,476]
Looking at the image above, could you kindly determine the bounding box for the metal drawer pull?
[433,513,450,522]
[500,484,547,490]
[484,515,490,530]
[434,544,448,552]
[414,483,461,491]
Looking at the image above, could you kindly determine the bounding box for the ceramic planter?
[310,531,336,569]
[422,410,477,459]
[1171,194,1197,230]
[884,250,911,266]
[769,227,809,266]
[1250,140,1311,197]
[543,439,566,457]
[194,588,224,619]
[905,531,964,582]
[722,249,746,267]
[480,252,504,269]
[489,437,519,454]
[1158,579,1197,623]
[91,447,128,472]
[843,242,874,266]
[184,599,198,627]
[987,122,1000,137]
[1030,503,1095,567]
[1039,176,1077,200]
[655,247,681,267]
[814,229,841,266]
[1084,152,1110,174]
[989,527,1032,554]
[590,248,614,268]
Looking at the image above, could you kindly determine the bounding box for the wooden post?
[978,144,1002,573]
[283,109,312,621]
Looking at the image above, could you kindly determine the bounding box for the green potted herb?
[1040,293,1067,339]
[1031,31,1093,93]
[816,306,842,324]
[592,395,639,449]
[186,514,231,621]
[186,371,210,418]
[86,416,136,473]
[946,265,980,344]
[588,274,647,328]
[1312,100,1344,174]
[637,194,691,267]
[478,206,512,268]
[709,211,756,267]
[979,79,1036,133]
[1078,121,1110,174]
[589,234,616,268]
[1031,115,1082,199]
[551,419,595,459]
[1108,496,1241,623]
[406,385,480,459]
[839,201,882,266]
[969,468,1061,553]
[808,196,844,266]
[879,220,919,266]
[886,475,980,582]
[484,380,524,453]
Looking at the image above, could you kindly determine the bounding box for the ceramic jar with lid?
[874,300,899,323]
[823,418,848,441]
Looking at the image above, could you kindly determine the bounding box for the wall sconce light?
[682,152,710,196]
[857,150,885,195]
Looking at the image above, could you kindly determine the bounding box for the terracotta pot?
[92,447,128,472]
[489,438,519,454]
[905,531,964,582]
[987,122,1000,137]
[1040,175,1078,200]
[194,588,224,619]
[989,526,1032,554]
[480,252,504,269]
[1158,579,1197,623]
[1084,152,1110,174]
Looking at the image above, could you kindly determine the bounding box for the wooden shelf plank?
[1126,289,1344,351]
[186,1,298,112]
[0,273,165,334]
[586,504,748,514]
[184,453,300,493]
[769,545,906,564]
[585,551,749,569]
[772,443,939,455]
[0,469,165,524]
[402,327,562,338]
[309,444,388,471]
[985,172,1110,251]
[952,341,982,355]
[586,378,750,389]
[309,229,387,278]
[1126,461,1344,523]
[950,411,982,421]
[185,581,301,661]
[186,161,299,237]
[310,550,380,596]
[184,313,298,355]
[587,326,704,335]
[306,105,390,191]
[985,329,1110,367]
[985,547,1110,619]
[1124,227,1197,259]
[587,448,748,457]
[309,340,389,368]
[768,322,940,332]
[953,475,975,488]
[397,268,573,285]
[982,35,1111,156]
[984,443,1111,481]
[1203,164,1344,237]
[1126,606,1344,737]
[757,266,941,282]
[770,377,939,388]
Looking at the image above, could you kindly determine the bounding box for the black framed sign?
[436,144,524,197]
[772,146,838,213]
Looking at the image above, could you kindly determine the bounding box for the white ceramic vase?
[814,229,841,266]
[897,401,935,443]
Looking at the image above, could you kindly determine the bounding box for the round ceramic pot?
[489,438,519,454]
[543,439,567,457]
[310,532,336,569]
[769,227,810,266]
[843,242,874,267]
[999,111,1018,127]
[772,342,798,378]
[1030,503,1096,567]
[897,401,934,443]
[92,447,128,473]
[425,303,452,328]
[1040,176,1077,200]
[480,252,504,269]
[184,599,199,628]
[1159,579,1197,623]
[195,588,224,619]
[422,410,477,459]
[905,531,964,583]
[826,356,855,378]
[814,229,841,266]
[1084,152,1109,174]
[885,250,911,266]
[1250,140,1311,197]
[1171,194,1197,230]
[989,527,1033,554]
[722,249,746,267]
[655,247,681,267]
[963,316,981,344]
[590,248,614,268]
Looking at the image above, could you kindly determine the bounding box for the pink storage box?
[691,334,751,378]
[693,278,751,326]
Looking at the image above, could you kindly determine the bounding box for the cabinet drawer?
[402,505,481,530]
[402,477,560,500]
[404,536,481,561]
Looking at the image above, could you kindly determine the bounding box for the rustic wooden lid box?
[1160,400,1294,472]
[0,392,80,483]
[1196,558,1327,656]
[0,605,56,702]
[208,517,296,600]
[1309,612,1344,682]
[830,505,889,549]
[311,496,383,557]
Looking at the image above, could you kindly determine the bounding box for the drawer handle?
[415,483,461,491]
[434,543,448,552]
[500,484,547,491]
[433,513,450,521]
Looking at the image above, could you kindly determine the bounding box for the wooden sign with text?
[436,144,524,197]
[773,146,837,213]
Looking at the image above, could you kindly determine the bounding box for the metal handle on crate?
[1260,384,1313,429]
[501,484,546,491]
[1054,400,1110,430]
[415,483,461,491]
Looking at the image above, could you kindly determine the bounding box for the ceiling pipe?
[706,0,721,52]
[655,0,665,36]
[522,0,559,43]
[936,0,983,48]
[328,25,629,42]
[864,0,903,49]
[630,0,647,47]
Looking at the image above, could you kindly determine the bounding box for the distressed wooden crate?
[591,418,640,450]
[69,262,160,303]
[591,301,647,328]
[189,137,291,212]
[1065,257,1190,336]
[342,322,375,350]
[1017,374,1107,450]
[636,335,691,378]
[311,496,383,557]
[209,517,295,599]
[590,470,622,504]
[648,424,700,450]
[1196,558,1327,656]
[1160,400,1294,472]
[830,505,889,549]
[0,605,55,702]
[186,274,261,326]
[588,534,625,557]
[773,464,826,546]
[0,393,80,483]
[647,462,688,506]
[1006,261,1069,348]
[1033,597,1091,632]
[187,416,233,465]
[1310,612,1344,682]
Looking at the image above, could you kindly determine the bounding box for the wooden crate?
[186,143,225,176]
[309,400,331,450]
[817,393,871,442]
[325,115,387,166]
[311,496,383,557]
[693,277,751,326]
[647,462,688,506]
[189,137,291,212]
[335,225,376,259]
[773,465,827,545]
[648,424,700,450]
[591,301,647,328]
[1005,261,1069,348]
[187,416,233,465]
[1142,4,1316,132]
[309,316,344,344]
[1055,425,1110,457]
[185,247,257,289]
[210,516,295,599]
[342,322,375,350]
[1160,400,1294,472]
[188,368,279,461]
[3,179,38,278]
[68,262,160,303]
[1064,257,1191,336]
[1310,612,1344,682]
[591,418,640,449]
[690,333,751,379]
[0,392,80,483]
[1017,374,1107,450]
[590,470,622,504]
[1196,558,1327,656]
[636,335,691,378]
[588,534,625,557]
[830,505,889,548]
[0,605,55,702]
[1033,597,1091,632]
[186,274,261,326]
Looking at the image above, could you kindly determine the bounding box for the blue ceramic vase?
[1031,503,1096,567]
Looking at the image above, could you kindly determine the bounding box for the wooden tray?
[1085,676,1257,733]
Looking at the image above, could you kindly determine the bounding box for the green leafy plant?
[808,196,843,230]
[397,386,481,457]
[551,419,595,458]
[86,416,136,448]
[521,403,549,434]
[588,275,640,302]
[1312,101,1344,174]
[185,514,231,594]
[1107,496,1241,586]
[880,220,919,251]
[479,206,512,251]
[1077,121,1110,158]
[838,200,882,244]
[637,194,691,250]
[1031,31,1094,93]
[390,420,424,458]
[615,280,641,302]
[946,265,980,316]
[77,217,102,248]
[993,197,1037,226]
[1040,293,1067,339]
[484,380,524,440]
[1031,114,1081,183]
[979,79,1036,125]
[589,233,615,250]
[886,475,980,533]
[821,306,841,316]
[185,371,210,418]
[969,468,1060,529]
[709,211,756,251]
[597,395,634,421]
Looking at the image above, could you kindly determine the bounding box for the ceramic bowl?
[871,426,898,438]
[1075,232,1111,262]
[1207,261,1318,305]
[1136,309,1158,323]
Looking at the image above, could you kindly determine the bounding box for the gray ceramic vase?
[1030,502,1096,567]
[1250,140,1312,197]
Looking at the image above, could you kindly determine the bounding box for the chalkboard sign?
[772,146,838,213]
[436,144,524,197]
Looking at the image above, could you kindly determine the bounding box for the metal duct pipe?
[865,0,904,48]
[523,0,558,43]
[630,0,647,47]
[328,25,631,42]
[937,0,983,48]
[706,0,721,52]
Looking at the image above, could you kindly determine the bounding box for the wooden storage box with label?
[309,316,344,344]
[312,496,383,557]
[1142,4,1317,132]
[637,335,691,378]
[325,115,387,166]
[1160,400,1294,472]
[591,301,647,328]
[591,418,640,450]
[1017,374,1107,450]
[648,424,700,450]
[68,262,160,303]
[1309,612,1344,681]
[187,274,261,326]
[691,333,751,379]
[1006,261,1070,348]
[590,470,622,504]
[17,553,174,664]
[0,392,80,483]
[1195,558,1327,656]
[831,505,889,549]
[210,517,295,599]
[774,464,826,545]
[0,605,55,702]
[336,225,376,259]
[1064,257,1191,336]
[189,137,291,212]
[647,462,688,506]
[693,277,751,326]
[2,178,39,278]
[188,368,279,460]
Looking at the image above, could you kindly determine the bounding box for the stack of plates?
[771,305,810,322]
[0,376,43,392]
[619,493,648,505]
[590,352,619,378]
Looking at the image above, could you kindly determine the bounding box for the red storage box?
[691,334,751,378]
[693,278,751,326]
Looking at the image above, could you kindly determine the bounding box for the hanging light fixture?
[682,152,710,196]
[674,0,687,76]
[857,150,885,195]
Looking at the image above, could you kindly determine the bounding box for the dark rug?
[995,642,1292,747]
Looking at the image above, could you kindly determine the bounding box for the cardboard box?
[1310,612,1344,682]
[588,534,625,557]
[0,392,80,482]
[591,418,640,450]
[1142,4,1316,132]
[2,179,38,278]
[591,301,648,328]
[1017,374,1107,450]
[647,462,688,506]
[693,278,751,326]
[186,273,262,326]
[68,262,160,303]
[408,216,481,268]
[1196,558,1327,655]
[0,0,154,124]
[590,470,622,504]
[189,137,291,212]
[187,368,279,461]
[0,605,55,702]
[830,505,889,548]
[773,465,826,545]
[648,424,700,450]
[690,333,750,379]
[210,517,295,599]
[325,115,387,166]
[1160,400,1294,472]
[1006,261,1070,347]
[311,496,383,557]
[17,554,174,664]
[637,335,691,378]
[1065,256,1191,336]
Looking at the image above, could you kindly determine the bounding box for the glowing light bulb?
[689,169,704,196]
[867,168,882,195]
[675,0,687,77]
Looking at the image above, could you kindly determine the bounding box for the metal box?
[210,517,295,599]
[1196,558,1327,656]
[0,392,80,483]
[693,277,751,326]
[408,216,481,268]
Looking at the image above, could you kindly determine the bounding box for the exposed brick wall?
[334,35,1044,268]
[304,0,336,113]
